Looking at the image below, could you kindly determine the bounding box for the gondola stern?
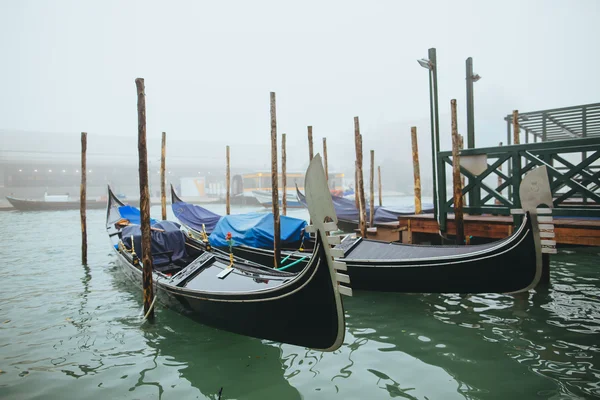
[171,184,183,205]
[509,166,554,293]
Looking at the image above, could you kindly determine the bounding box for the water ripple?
[0,209,599,399]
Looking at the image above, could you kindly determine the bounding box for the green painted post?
[583,107,587,138]
[431,48,441,220]
[437,154,447,233]
[424,50,438,221]
[507,117,513,200]
[466,57,475,149]
[583,107,588,204]
[512,149,522,226]
[466,57,480,215]
[542,113,547,142]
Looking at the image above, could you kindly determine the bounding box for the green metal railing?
[436,137,600,232]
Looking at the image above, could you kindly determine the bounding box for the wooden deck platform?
[397,214,600,246]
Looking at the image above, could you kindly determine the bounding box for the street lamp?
[417,48,440,220]
[417,58,432,70]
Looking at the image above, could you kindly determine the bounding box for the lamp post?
[465,57,481,149]
[417,48,440,220]
[465,57,481,213]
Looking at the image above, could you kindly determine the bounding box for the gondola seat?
[122,221,188,272]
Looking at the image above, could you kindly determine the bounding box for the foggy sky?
[1,0,599,178]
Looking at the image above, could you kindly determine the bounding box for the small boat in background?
[6,192,136,211]
[252,190,303,208]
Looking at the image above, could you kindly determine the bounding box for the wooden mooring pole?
[354,116,367,237]
[136,78,154,322]
[270,92,281,267]
[359,134,367,235]
[354,120,360,210]
[369,150,375,227]
[282,134,287,216]
[160,131,167,220]
[226,145,231,215]
[355,169,359,210]
[513,110,520,145]
[307,126,314,161]
[80,132,87,265]
[410,127,422,214]
[378,166,382,207]
[459,134,465,204]
[323,137,328,182]
[451,99,465,245]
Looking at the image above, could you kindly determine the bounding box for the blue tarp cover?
[172,201,222,233]
[118,205,158,226]
[209,213,309,249]
[122,221,187,267]
[297,188,434,223]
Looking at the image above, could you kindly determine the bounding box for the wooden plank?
[397,213,600,245]
[555,225,600,246]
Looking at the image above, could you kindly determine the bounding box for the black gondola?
[106,155,351,351]
[6,195,115,211]
[173,166,554,294]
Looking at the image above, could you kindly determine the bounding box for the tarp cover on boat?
[122,221,186,267]
[296,187,434,223]
[209,213,309,249]
[172,201,221,233]
[118,205,158,226]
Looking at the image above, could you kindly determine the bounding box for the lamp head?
[417,58,433,70]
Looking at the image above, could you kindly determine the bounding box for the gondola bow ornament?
[304,154,353,298]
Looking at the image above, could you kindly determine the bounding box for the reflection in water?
[1,207,599,399]
[106,259,302,400]
[341,247,600,399]
[138,310,301,400]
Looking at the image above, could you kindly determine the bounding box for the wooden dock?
[396,214,600,246]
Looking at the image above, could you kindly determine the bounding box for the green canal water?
[1,204,599,399]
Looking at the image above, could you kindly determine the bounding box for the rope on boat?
[277,256,308,271]
[141,293,158,325]
[279,232,308,267]
[280,252,295,265]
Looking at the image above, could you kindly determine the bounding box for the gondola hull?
[193,211,540,294]
[107,155,350,351]
[252,190,304,208]
[338,219,537,293]
[111,240,341,349]
[6,196,114,211]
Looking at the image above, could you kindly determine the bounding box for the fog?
[1,0,599,193]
